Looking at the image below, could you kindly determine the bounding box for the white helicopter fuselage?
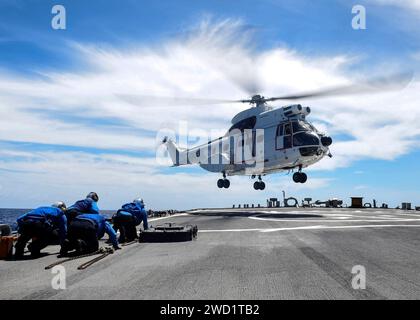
[163,101,332,187]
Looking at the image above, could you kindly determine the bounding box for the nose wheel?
[293,171,307,183]
[253,175,265,190]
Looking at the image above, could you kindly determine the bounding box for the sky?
[0,0,419,210]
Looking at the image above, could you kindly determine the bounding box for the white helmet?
[86,192,99,202]
[52,201,66,210]
[133,198,144,206]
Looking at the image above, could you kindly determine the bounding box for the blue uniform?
[117,202,148,230]
[68,198,99,214]
[75,214,118,248]
[17,206,67,243]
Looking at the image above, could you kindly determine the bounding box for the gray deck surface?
[1,208,420,299]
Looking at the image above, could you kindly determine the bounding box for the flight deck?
[1,207,420,299]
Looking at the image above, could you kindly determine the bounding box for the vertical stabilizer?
[162,136,186,166]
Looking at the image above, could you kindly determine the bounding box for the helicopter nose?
[321,136,333,147]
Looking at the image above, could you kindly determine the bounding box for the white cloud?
[0,149,332,209]
[0,18,419,208]
[355,185,369,190]
[370,0,420,11]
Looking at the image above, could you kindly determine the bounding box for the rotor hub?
[249,94,266,106]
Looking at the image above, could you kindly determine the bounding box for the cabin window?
[284,136,292,149]
[252,131,256,157]
[276,124,283,136]
[276,123,292,150]
[284,123,292,135]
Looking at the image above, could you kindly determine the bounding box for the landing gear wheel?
[223,179,230,188]
[217,179,224,188]
[253,181,266,190]
[218,178,230,188]
[293,172,301,183]
[293,172,308,183]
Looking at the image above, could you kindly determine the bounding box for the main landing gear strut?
[253,175,265,190]
[293,166,307,184]
[217,172,230,189]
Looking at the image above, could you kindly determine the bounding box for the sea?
[0,208,116,231]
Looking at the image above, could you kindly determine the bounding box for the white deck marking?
[248,216,420,223]
[199,224,420,233]
[149,213,189,222]
[391,212,420,217]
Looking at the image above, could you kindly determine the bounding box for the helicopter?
[122,73,411,190]
[162,93,332,190]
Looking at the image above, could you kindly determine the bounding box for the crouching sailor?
[113,198,149,243]
[14,202,67,259]
[61,213,120,255]
[65,192,100,222]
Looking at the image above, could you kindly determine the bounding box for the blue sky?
[0,1,418,68]
[0,0,419,209]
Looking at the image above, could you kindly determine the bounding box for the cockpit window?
[293,132,320,147]
[307,122,318,132]
[292,121,312,133]
[229,116,257,132]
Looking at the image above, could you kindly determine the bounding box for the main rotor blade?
[117,94,239,107]
[117,73,414,107]
[266,72,413,101]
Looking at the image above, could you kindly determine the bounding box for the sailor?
[112,198,149,243]
[61,213,120,255]
[65,192,100,222]
[14,202,67,259]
